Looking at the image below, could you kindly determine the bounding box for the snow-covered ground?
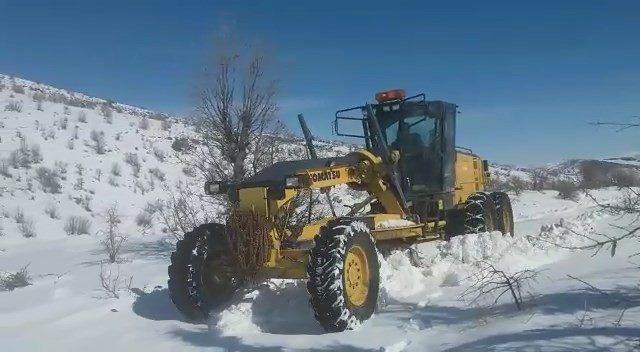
[2,75,640,351]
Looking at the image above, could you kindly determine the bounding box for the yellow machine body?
[453,150,490,205]
[228,147,488,279]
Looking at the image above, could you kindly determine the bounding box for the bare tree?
[460,260,540,311]
[580,161,609,189]
[100,204,126,263]
[610,168,640,187]
[530,167,549,191]
[507,175,528,196]
[187,39,280,182]
[250,126,288,174]
[553,179,580,201]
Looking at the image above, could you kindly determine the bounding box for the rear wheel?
[490,192,515,236]
[307,218,380,332]
[168,224,239,321]
[464,192,497,233]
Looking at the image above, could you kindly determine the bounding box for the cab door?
[396,115,443,194]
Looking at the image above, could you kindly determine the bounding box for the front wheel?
[168,223,239,321]
[306,218,380,332]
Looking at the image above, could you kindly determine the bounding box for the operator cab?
[374,90,442,194]
[335,90,457,204]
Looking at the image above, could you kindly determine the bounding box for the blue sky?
[1,0,639,166]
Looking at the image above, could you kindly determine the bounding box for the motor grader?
[168,89,514,332]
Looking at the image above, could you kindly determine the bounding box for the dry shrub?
[78,111,87,123]
[44,203,60,219]
[0,159,11,178]
[152,146,165,162]
[35,166,62,193]
[90,130,106,154]
[99,264,131,299]
[64,216,91,235]
[148,167,166,181]
[124,153,140,177]
[8,140,42,169]
[101,104,113,118]
[0,265,32,291]
[4,100,23,112]
[161,119,172,131]
[11,84,25,94]
[138,117,150,130]
[19,219,36,238]
[13,207,25,223]
[553,180,580,201]
[111,162,121,177]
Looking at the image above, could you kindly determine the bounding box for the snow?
[2,74,640,351]
[376,219,417,229]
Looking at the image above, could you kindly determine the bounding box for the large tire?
[168,223,238,321]
[490,192,515,236]
[307,218,380,332]
[444,209,466,240]
[464,192,497,233]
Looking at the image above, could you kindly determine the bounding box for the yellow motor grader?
[168,89,514,332]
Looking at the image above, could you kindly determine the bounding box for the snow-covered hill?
[1,74,640,351]
[490,156,640,186]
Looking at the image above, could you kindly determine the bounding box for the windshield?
[378,105,437,154]
[376,103,442,192]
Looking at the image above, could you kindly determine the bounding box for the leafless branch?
[590,120,640,133]
[567,274,632,327]
[186,35,283,183]
[156,181,222,239]
[99,264,121,299]
[460,260,541,311]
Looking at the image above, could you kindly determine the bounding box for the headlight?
[204,181,221,195]
[285,176,299,188]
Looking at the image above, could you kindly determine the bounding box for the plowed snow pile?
[201,192,639,351]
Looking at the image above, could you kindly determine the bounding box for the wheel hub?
[344,245,369,307]
[201,252,237,298]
